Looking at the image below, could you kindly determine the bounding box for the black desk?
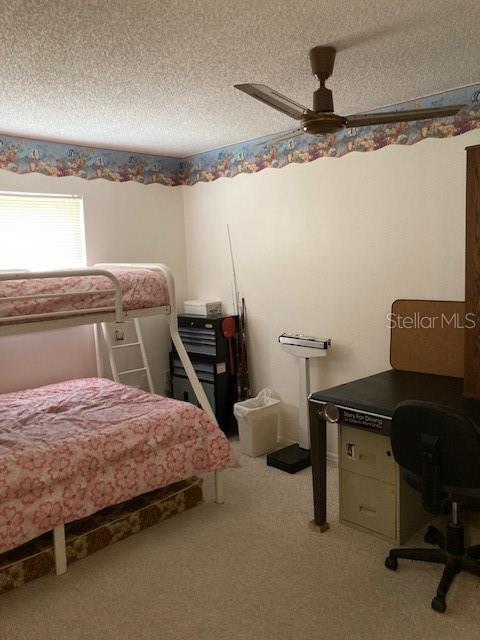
[308,369,480,531]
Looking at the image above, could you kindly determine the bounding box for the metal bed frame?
[0,263,224,576]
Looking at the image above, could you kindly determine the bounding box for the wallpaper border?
[1,84,479,187]
[0,136,182,186]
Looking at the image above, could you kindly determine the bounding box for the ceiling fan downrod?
[309,46,336,113]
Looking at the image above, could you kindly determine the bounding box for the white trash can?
[234,389,280,457]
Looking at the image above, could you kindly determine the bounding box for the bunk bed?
[0,263,236,576]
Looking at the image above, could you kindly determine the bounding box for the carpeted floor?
[0,441,479,639]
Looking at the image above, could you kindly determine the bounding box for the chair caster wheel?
[431,596,446,613]
[385,556,398,571]
[424,526,438,545]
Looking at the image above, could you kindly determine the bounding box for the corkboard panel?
[390,299,465,378]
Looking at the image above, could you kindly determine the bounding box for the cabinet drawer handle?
[359,505,377,516]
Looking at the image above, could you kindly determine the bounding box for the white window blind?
[0,192,86,271]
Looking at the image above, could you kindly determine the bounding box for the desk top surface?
[310,369,480,420]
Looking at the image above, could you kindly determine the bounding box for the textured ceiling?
[1,0,479,157]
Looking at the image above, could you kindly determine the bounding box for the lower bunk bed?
[0,377,238,585]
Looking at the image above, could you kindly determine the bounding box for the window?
[0,192,86,271]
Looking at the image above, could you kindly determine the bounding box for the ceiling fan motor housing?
[303,112,345,135]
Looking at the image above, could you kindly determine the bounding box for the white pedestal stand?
[267,344,328,473]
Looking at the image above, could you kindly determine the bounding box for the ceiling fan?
[234,46,463,145]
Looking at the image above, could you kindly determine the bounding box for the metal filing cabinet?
[338,424,430,544]
[170,314,238,434]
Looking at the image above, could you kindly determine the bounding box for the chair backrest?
[391,401,480,511]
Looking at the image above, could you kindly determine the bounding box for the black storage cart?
[170,314,238,434]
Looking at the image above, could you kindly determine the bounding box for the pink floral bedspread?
[0,267,169,323]
[0,378,238,554]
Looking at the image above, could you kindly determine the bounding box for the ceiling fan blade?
[255,129,304,147]
[234,84,311,120]
[345,104,464,128]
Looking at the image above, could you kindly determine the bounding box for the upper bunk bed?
[0,263,172,337]
[0,262,217,422]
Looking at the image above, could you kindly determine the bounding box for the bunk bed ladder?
[100,318,154,393]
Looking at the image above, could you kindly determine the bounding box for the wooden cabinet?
[464,144,480,399]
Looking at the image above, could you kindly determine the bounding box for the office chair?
[385,400,480,613]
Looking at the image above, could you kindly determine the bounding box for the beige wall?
[182,130,480,457]
[2,130,480,458]
[0,171,186,394]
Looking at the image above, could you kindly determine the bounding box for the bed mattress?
[0,378,238,554]
[0,267,169,323]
